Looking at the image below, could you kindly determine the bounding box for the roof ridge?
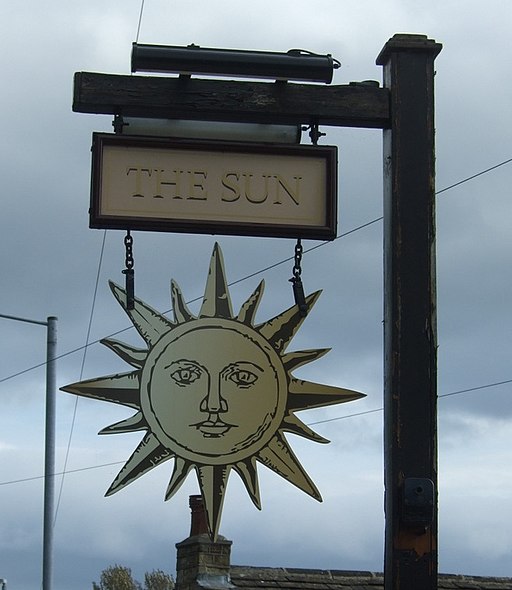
[229,565,512,588]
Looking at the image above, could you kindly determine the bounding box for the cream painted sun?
[61,243,365,539]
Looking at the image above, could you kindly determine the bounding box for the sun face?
[61,243,365,540]
[141,319,287,465]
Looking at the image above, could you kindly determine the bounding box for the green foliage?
[144,569,174,590]
[95,565,140,590]
[93,565,174,590]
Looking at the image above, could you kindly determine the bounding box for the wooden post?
[376,34,442,590]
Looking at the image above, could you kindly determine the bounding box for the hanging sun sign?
[89,133,337,240]
[61,244,364,539]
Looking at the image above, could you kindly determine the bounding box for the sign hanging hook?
[302,122,326,145]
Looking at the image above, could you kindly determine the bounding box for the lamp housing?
[131,43,339,83]
[118,118,302,143]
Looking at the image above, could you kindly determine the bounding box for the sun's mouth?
[191,416,237,438]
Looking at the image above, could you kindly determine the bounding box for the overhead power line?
[308,377,512,426]
[2,156,511,386]
[0,377,510,489]
[135,0,145,43]
[53,230,107,527]
[0,216,384,386]
[436,157,512,195]
[0,156,511,382]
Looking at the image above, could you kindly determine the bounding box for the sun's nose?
[200,376,228,413]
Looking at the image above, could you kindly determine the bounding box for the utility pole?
[0,314,57,590]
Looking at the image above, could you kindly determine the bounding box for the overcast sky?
[1,1,512,589]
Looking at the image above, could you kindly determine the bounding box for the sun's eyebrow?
[164,359,205,371]
[222,361,264,373]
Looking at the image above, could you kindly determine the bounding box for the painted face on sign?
[61,243,365,541]
[141,321,287,464]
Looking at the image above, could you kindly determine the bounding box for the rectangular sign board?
[90,133,337,239]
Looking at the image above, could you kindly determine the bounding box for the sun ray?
[100,337,147,368]
[165,457,194,501]
[199,243,233,319]
[99,411,147,435]
[282,348,330,373]
[237,280,265,326]
[258,291,321,353]
[288,378,365,412]
[196,464,230,540]
[61,372,141,409]
[257,433,321,501]
[281,414,329,444]
[233,457,261,510]
[171,279,196,324]
[109,281,175,346]
[106,432,173,496]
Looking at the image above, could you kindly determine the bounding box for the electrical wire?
[0,215,384,385]
[53,230,107,525]
[308,378,512,426]
[0,155,511,495]
[0,156,510,387]
[0,156,510,386]
[1,377,511,488]
[436,157,512,195]
[3,146,509,386]
[135,0,145,43]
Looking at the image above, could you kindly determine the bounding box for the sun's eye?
[223,366,259,388]
[171,366,202,386]
[223,362,263,389]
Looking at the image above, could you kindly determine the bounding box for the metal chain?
[290,238,307,317]
[124,231,134,269]
[292,238,303,279]
[122,230,135,310]
[288,121,325,314]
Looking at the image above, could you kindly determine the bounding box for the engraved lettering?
[221,172,241,202]
[273,174,302,206]
[187,171,208,200]
[126,166,153,198]
[126,164,303,208]
[158,168,184,199]
[244,174,272,204]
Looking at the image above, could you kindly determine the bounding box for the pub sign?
[90,133,337,240]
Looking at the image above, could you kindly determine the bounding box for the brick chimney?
[175,496,234,590]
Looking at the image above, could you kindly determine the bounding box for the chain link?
[292,238,303,278]
[123,230,135,310]
[290,238,307,317]
[124,231,134,269]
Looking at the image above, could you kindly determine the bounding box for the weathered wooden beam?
[73,72,390,129]
[378,34,442,590]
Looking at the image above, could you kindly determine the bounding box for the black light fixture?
[117,117,302,143]
[131,43,340,84]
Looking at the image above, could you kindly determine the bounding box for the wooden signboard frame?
[90,133,337,240]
